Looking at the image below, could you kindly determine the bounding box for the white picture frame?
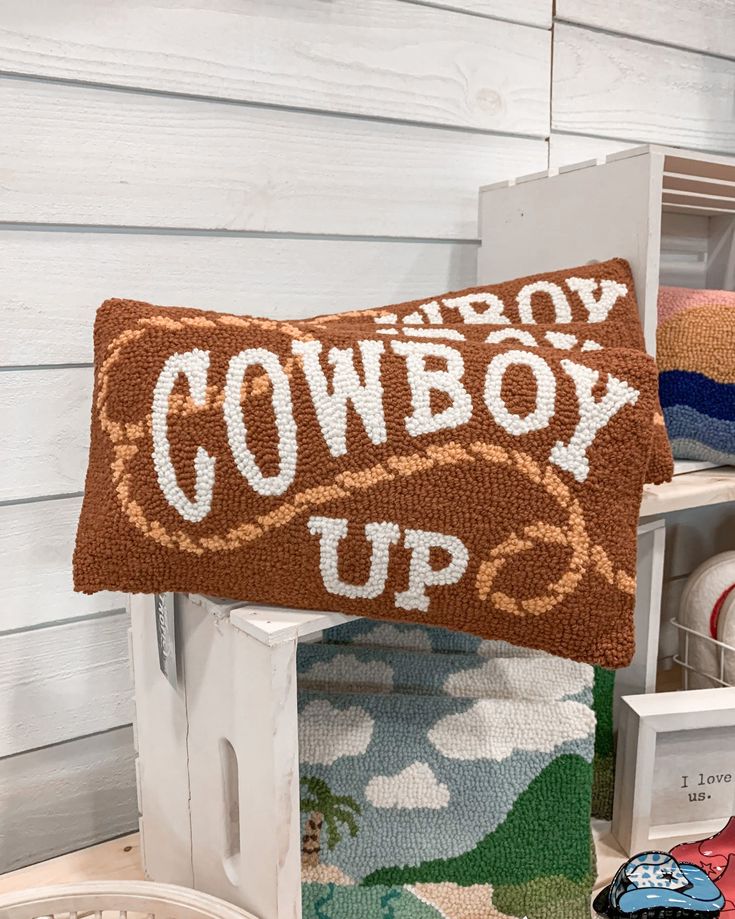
[613,687,735,855]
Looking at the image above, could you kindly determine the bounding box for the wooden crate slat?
[664,154,735,183]
[662,202,735,217]
[663,173,735,196]
[662,190,735,211]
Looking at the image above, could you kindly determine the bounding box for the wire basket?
[672,617,735,689]
[0,881,258,919]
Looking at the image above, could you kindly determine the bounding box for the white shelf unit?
[478,143,735,356]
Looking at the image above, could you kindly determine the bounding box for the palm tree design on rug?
[300,775,362,867]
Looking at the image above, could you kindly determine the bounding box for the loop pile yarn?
[74,259,663,667]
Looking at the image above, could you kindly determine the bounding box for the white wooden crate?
[478,143,735,356]
[131,594,355,919]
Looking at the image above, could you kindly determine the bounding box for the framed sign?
[613,687,735,855]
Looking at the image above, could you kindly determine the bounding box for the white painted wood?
[549,133,637,170]
[613,688,735,855]
[0,1,550,134]
[706,214,735,289]
[175,596,302,919]
[427,0,550,27]
[0,368,92,501]
[0,229,477,366]
[660,212,711,289]
[129,595,194,888]
[640,468,735,517]
[664,503,735,580]
[614,520,666,722]
[552,25,735,153]
[478,149,661,351]
[555,0,735,58]
[0,77,547,239]
[673,459,722,475]
[0,612,132,757]
[0,497,125,633]
[659,575,688,665]
[231,604,356,647]
[0,726,137,873]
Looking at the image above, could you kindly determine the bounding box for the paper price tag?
[154,592,178,689]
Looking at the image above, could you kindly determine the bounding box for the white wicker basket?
[0,881,259,919]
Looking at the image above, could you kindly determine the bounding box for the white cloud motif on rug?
[476,639,542,658]
[365,762,450,810]
[442,656,593,701]
[428,699,595,761]
[358,623,433,652]
[301,654,394,690]
[299,699,375,765]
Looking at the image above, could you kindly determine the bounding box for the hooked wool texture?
[74,268,660,667]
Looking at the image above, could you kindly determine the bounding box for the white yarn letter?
[292,339,386,458]
[152,349,215,523]
[395,529,469,613]
[484,350,556,436]
[441,292,510,325]
[485,328,538,347]
[308,516,401,600]
[224,348,297,496]
[565,277,627,323]
[516,281,572,324]
[550,358,639,483]
[391,341,473,437]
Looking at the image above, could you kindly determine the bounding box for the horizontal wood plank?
[433,0,550,27]
[0,613,132,757]
[0,497,125,632]
[555,0,735,58]
[552,25,735,153]
[0,726,137,872]
[0,76,547,239]
[0,368,92,501]
[0,0,550,133]
[0,229,477,365]
[548,133,638,170]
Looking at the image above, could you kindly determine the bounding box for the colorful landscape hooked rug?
[297,624,597,919]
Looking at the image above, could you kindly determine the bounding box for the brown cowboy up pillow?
[75,298,659,667]
[306,257,673,485]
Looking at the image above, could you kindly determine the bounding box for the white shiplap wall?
[1,0,733,869]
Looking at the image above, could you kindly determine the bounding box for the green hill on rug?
[362,754,593,889]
